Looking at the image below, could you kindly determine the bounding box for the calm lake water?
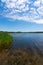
[10,33,43,55]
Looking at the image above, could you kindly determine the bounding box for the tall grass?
[0,32,13,50]
[0,49,42,65]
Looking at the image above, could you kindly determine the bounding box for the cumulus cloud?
[0,0,43,24]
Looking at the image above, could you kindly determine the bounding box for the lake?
[10,33,43,55]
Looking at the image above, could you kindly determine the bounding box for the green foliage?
[0,32,13,50]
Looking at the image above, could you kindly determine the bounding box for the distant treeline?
[0,31,43,33]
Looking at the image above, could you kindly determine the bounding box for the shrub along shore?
[0,32,13,51]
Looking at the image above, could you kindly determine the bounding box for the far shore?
[0,31,43,33]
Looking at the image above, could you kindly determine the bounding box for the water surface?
[10,33,43,55]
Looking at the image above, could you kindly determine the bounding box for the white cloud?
[33,19,43,24]
[0,0,43,24]
[4,13,43,24]
[34,0,41,7]
[37,6,43,16]
[41,0,43,5]
[34,0,43,7]
[1,0,29,12]
[16,0,25,4]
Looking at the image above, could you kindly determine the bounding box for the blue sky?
[0,0,43,32]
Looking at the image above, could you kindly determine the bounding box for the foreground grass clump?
[0,49,43,65]
[0,32,13,50]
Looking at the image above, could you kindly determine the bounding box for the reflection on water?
[10,33,43,55]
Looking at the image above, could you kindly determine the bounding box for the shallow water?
[10,33,43,55]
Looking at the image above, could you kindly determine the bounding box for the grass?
[0,49,43,65]
[0,32,13,50]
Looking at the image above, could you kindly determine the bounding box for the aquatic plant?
[0,49,43,65]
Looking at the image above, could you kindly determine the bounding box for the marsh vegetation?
[0,49,43,65]
[0,32,13,51]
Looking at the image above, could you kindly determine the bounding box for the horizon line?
[0,31,43,33]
